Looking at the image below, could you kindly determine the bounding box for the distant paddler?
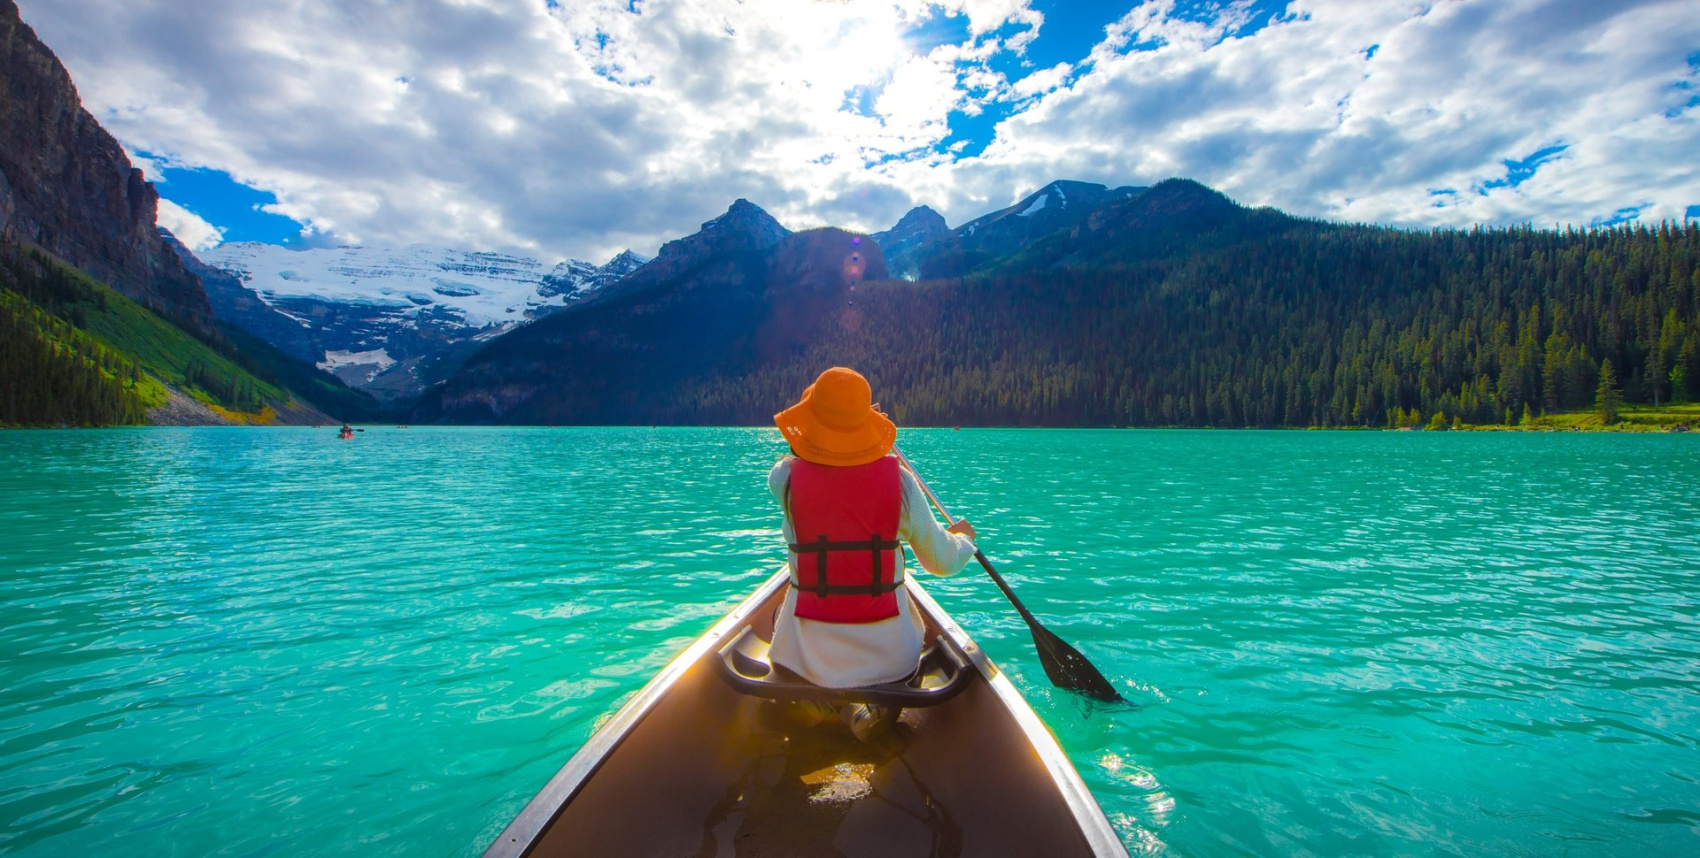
[769,366,978,741]
[338,423,354,439]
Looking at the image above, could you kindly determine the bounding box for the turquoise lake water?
[2,427,1698,856]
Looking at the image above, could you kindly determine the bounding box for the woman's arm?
[769,456,793,506]
[898,468,977,576]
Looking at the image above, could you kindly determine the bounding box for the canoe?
[484,568,1130,857]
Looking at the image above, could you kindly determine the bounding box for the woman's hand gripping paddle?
[893,446,1125,703]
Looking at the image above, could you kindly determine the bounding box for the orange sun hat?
[774,367,897,466]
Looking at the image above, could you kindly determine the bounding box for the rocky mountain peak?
[605,249,648,270]
[588,199,791,304]
[697,198,790,251]
[872,205,950,280]
[884,205,948,237]
[538,249,650,300]
[1082,178,1240,239]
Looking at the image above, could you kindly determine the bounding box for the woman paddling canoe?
[770,366,978,740]
[483,367,1131,856]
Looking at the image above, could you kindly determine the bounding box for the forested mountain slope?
[751,219,1699,428]
[1,244,359,426]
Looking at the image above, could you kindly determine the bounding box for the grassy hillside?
[0,242,369,426]
[1,288,163,425]
[1508,402,1700,432]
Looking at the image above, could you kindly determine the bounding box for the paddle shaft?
[892,448,1042,628]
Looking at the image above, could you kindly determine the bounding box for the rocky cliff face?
[0,0,212,326]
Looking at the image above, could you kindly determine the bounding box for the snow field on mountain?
[201,243,602,328]
[319,348,396,378]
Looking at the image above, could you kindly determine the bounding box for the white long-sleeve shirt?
[767,455,978,688]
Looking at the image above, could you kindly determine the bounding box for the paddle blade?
[1031,624,1124,703]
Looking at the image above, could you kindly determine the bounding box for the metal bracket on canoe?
[714,626,974,708]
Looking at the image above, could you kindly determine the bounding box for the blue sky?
[139,156,318,248]
[18,0,1700,263]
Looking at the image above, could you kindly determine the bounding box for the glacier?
[195,242,649,400]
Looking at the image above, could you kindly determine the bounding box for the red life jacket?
[786,457,904,624]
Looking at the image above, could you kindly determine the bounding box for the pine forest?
[653,221,1700,429]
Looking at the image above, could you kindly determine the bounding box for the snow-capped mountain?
[200,243,618,327]
[195,242,646,399]
[539,249,648,300]
[896,180,1147,279]
[952,180,1145,251]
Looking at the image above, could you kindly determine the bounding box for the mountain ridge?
[410,179,1700,430]
[900,180,1148,279]
[870,205,948,281]
[585,198,791,308]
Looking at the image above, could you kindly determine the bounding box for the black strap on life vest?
[788,534,903,597]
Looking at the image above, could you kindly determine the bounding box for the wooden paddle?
[893,446,1125,703]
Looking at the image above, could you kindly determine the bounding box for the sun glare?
[787,4,908,99]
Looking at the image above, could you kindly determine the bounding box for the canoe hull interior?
[488,571,1127,858]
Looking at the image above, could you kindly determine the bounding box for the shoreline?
[6,421,1695,433]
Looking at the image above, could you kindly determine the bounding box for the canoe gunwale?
[902,577,1130,858]
[481,569,791,858]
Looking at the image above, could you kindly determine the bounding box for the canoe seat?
[715,626,973,708]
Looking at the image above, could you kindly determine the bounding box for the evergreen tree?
[1649,345,1665,408]
[1675,336,1699,404]
[1597,358,1622,425]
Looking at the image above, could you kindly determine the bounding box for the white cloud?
[19,0,1054,257]
[950,0,1700,228]
[156,199,224,251]
[15,0,1700,261]
[1012,62,1070,99]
